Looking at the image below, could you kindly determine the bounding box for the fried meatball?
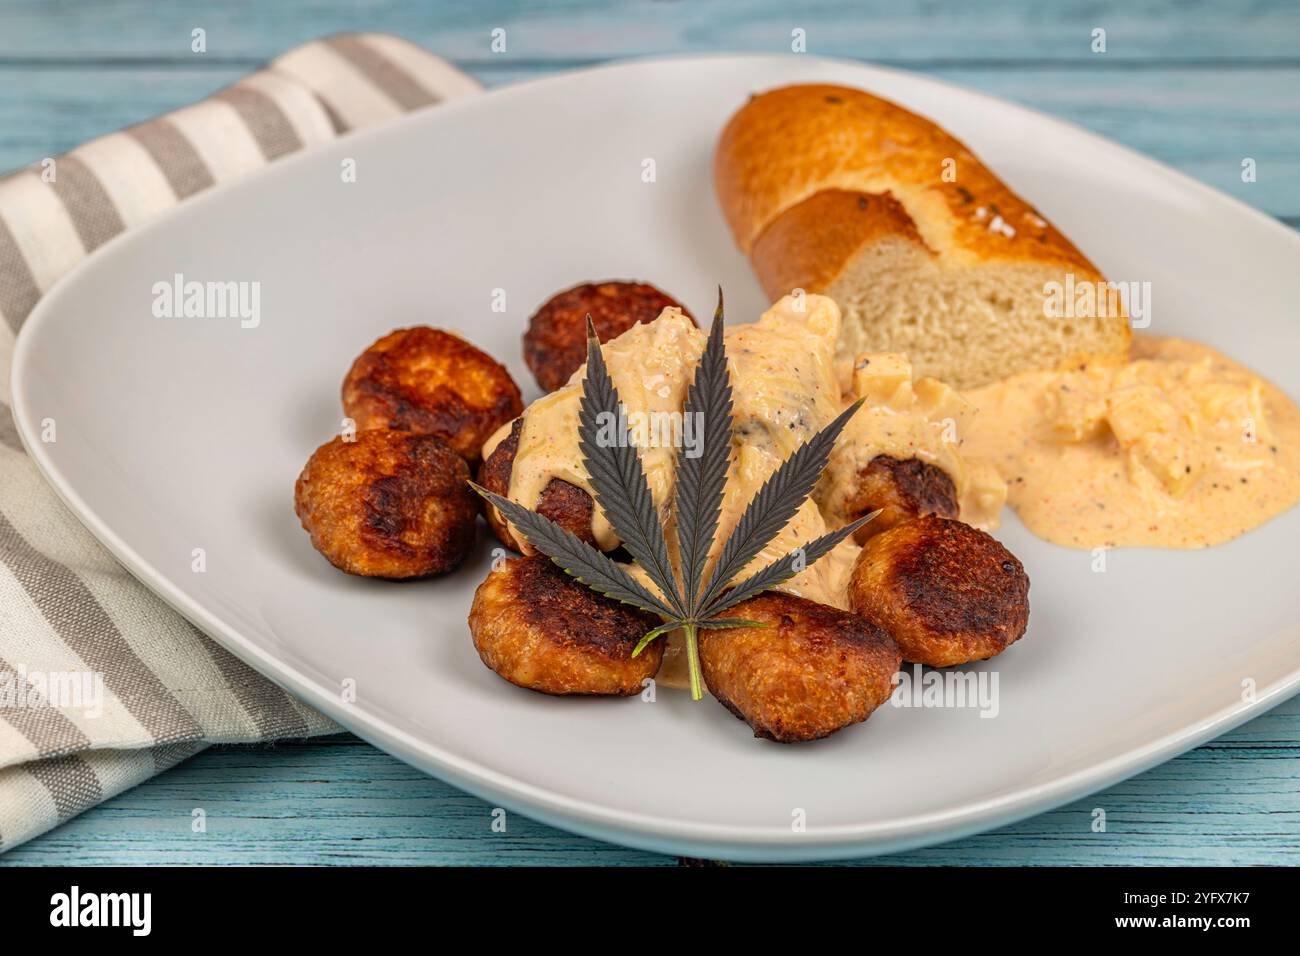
[295,430,476,579]
[469,554,663,695]
[342,326,522,464]
[523,281,693,392]
[477,418,598,552]
[847,515,1029,666]
[842,455,959,544]
[699,592,901,743]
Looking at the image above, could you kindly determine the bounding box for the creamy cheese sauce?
[963,335,1300,549]
[818,352,1007,533]
[504,309,705,551]
[654,297,855,689]
[504,296,854,605]
[496,294,1006,598]
[713,295,848,608]
[486,295,1300,690]
[494,295,1005,688]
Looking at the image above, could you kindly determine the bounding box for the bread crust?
[749,189,930,302]
[715,84,1131,386]
[715,84,1102,272]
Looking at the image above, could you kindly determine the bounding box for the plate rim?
[11,52,1300,861]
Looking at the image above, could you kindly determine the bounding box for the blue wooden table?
[1,0,1297,865]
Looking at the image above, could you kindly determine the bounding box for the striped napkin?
[0,33,481,852]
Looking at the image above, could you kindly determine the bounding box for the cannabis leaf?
[577,316,685,618]
[476,490,678,619]
[473,289,877,700]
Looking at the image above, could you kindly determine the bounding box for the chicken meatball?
[295,430,476,579]
[841,455,959,544]
[477,418,598,552]
[469,554,663,695]
[699,592,901,743]
[523,281,693,392]
[847,515,1029,666]
[342,326,522,464]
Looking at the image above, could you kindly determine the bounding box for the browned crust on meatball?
[476,418,598,552]
[847,455,959,544]
[848,515,1029,667]
[342,326,523,464]
[699,592,901,743]
[469,554,663,695]
[523,281,694,393]
[295,430,477,579]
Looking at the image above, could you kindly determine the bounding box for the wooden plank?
[2,0,1298,62]
[2,65,1297,217]
[2,693,1297,865]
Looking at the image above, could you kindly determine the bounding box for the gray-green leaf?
[473,483,676,620]
[673,290,733,614]
[578,317,685,618]
[703,509,879,618]
[696,399,864,611]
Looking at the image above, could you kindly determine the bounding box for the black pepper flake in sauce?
[858,196,869,210]
[956,186,974,204]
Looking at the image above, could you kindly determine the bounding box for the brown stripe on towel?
[150,739,206,774]
[323,34,440,111]
[192,622,311,738]
[214,85,303,161]
[0,209,42,334]
[25,753,102,819]
[47,155,126,254]
[0,653,93,758]
[0,402,24,453]
[127,118,215,200]
[318,97,351,134]
[0,512,204,744]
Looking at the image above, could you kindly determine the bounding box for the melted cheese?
[505,308,705,551]
[817,352,1007,533]
[963,335,1300,549]
[496,294,1004,598]
[658,295,852,688]
[493,294,1013,690]
[711,294,849,608]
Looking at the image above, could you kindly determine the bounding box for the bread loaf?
[714,84,1130,389]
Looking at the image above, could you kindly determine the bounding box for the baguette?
[714,84,1130,389]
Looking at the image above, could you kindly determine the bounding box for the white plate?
[13,55,1300,862]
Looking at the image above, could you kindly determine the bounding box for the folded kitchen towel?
[0,33,481,852]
